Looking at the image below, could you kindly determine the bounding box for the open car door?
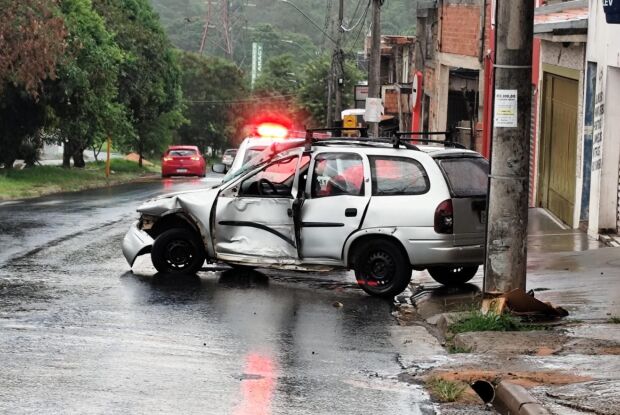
[213,150,306,265]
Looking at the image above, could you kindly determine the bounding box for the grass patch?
[0,159,158,200]
[609,317,620,324]
[447,343,472,354]
[426,377,468,402]
[449,310,529,333]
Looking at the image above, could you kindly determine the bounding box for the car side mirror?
[212,163,227,174]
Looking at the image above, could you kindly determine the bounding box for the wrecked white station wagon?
[122,134,489,298]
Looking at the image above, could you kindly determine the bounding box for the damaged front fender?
[122,221,154,267]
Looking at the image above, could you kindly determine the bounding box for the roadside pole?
[484,0,535,294]
[367,0,382,137]
[334,0,344,122]
[105,136,111,179]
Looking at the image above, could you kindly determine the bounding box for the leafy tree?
[175,52,245,154]
[297,55,363,126]
[254,54,301,96]
[0,0,67,168]
[93,0,184,166]
[0,0,67,96]
[46,0,129,168]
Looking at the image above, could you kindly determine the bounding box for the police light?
[256,122,289,139]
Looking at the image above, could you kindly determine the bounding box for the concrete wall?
[585,0,620,235]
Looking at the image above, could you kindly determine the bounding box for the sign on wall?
[603,0,620,24]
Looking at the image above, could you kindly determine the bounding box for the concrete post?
[368,0,382,137]
[484,0,534,294]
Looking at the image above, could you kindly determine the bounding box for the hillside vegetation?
[150,0,416,58]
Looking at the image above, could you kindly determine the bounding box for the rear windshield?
[168,149,196,157]
[436,157,489,197]
[224,149,237,156]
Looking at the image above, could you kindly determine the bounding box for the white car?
[123,136,488,298]
[221,148,237,166]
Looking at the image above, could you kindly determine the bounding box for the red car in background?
[161,145,206,178]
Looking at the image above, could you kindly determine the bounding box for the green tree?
[175,52,245,154]
[93,0,184,166]
[297,55,363,126]
[46,0,129,168]
[254,54,300,96]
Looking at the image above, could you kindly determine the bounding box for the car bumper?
[122,221,154,267]
[408,239,484,267]
[162,163,204,176]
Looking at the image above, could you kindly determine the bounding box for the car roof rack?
[304,127,420,151]
[394,131,466,149]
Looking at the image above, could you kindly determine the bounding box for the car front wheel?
[354,239,411,298]
[427,265,478,286]
[151,228,205,275]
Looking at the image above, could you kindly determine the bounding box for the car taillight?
[163,156,173,161]
[434,199,454,234]
[191,156,200,161]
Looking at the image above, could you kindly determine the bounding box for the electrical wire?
[341,0,369,32]
[346,0,370,51]
[184,94,299,105]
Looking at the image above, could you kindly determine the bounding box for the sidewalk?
[401,208,620,414]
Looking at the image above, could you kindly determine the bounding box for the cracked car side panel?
[213,197,297,258]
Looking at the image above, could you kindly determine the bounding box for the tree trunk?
[72,145,86,168]
[62,141,72,168]
[138,141,143,168]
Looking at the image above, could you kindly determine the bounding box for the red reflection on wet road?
[234,353,276,415]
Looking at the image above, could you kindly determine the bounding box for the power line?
[341,0,367,31]
[346,0,370,51]
[184,94,299,104]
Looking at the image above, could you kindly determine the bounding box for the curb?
[492,381,550,415]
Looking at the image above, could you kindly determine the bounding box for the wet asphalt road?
[0,176,435,414]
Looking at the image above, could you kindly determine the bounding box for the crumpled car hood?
[138,187,219,217]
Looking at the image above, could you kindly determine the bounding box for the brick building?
[414,0,492,152]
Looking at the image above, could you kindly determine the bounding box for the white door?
[300,152,371,260]
[214,153,304,263]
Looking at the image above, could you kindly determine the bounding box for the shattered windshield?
[220,141,303,185]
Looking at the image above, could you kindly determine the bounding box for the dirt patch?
[425,369,591,389]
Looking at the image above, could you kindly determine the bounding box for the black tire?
[353,239,412,298]
[427,265,478,286]
[151,228,206,275]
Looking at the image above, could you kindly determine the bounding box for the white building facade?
[583,0,620,238]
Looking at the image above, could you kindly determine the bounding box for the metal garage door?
[538,73,578,227]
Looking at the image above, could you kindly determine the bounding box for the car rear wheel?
[151,228,205,275]
[354,239,411,298]
[427,265,478,286]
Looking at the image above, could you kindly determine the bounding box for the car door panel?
[214,196,297,258]
[213,151,304,261]
[300,152,370,261]
[300,196,370,259]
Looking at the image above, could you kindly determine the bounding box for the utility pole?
[326,0,344,128]
[367,0,382,137]
[334,0,344,123]
[484,0,535,294]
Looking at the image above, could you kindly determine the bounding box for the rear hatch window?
[436,157,489,197]
[168,149,197,157]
